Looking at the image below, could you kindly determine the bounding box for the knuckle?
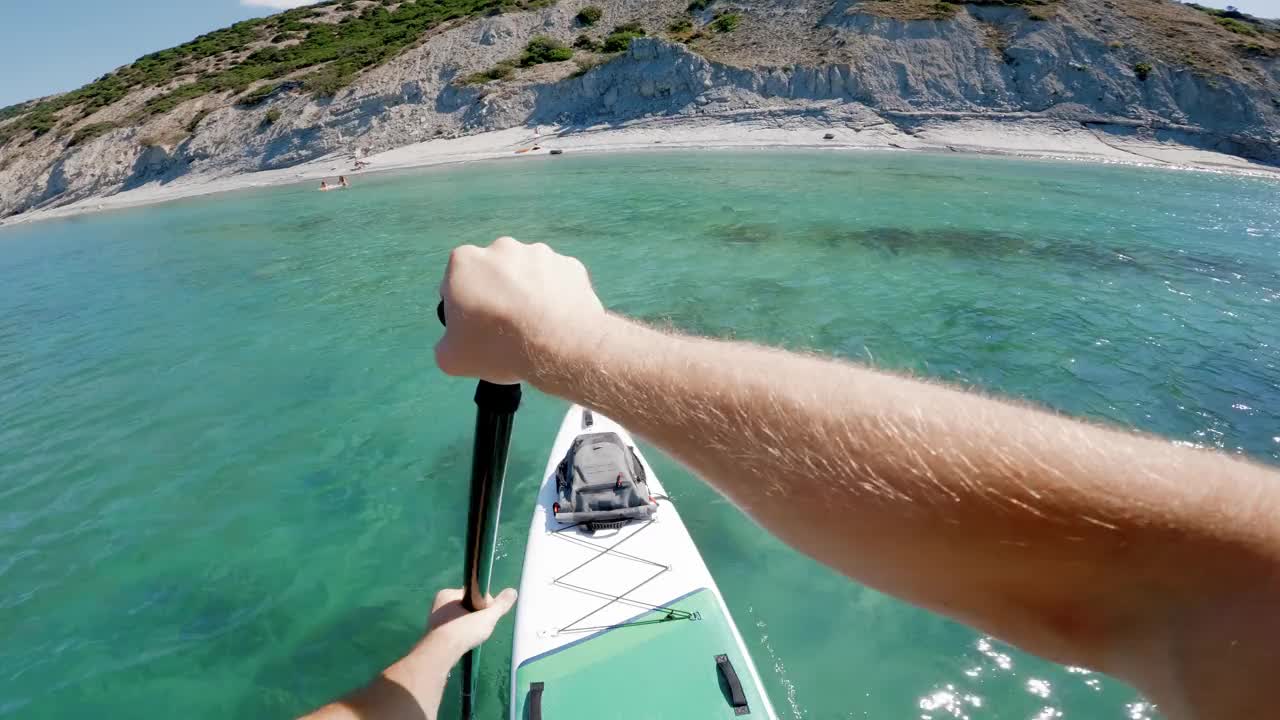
[492,236,519,249]
[449,244,479,264]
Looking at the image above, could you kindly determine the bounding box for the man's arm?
[436,238,1280,720]
[302,588,515,720]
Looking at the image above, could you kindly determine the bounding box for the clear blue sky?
[1,0,1278,108]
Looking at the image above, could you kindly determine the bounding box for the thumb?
[455,588,518,646]
[478,587,518,621]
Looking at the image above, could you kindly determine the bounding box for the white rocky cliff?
[1,0,1277,218]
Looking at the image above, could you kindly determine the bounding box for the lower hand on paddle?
[301,587,515,720]
[417,587,519,664]
[428,236,1280,720]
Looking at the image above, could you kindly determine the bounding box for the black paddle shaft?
[439,301,522,720]
[461,381,521,611]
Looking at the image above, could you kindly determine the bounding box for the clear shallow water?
[2,150,1277,720]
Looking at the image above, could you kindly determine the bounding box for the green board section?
[514,588,767,719]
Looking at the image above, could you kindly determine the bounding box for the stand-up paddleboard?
[510,405,778,719]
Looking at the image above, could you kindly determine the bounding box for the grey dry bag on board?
[553,432,657,530]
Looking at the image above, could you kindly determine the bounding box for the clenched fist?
[435,237,605,385]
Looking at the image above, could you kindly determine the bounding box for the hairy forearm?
[302,637,461,720]
[531,315,1280,680]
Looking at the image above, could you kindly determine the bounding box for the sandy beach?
[5,114,1277,227]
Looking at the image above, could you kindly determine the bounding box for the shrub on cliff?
[603,23,646,52]
[932,0,1055,19]
[1188,2,1265,32]
[68,122,118,147]
[185,108,212,133]
[710,12,741,33]
[3,0,594,133]
[237,83,278,106]
[1213,16,1258,35]
[463,60,516,84]
[570,55,608,78]
[303,67,346,97]
[24,112,57,137]
[519,36,573,67]
[575,6,602,26]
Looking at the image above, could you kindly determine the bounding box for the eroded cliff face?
[2,0,1277,218]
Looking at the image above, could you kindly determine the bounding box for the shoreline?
[5,115,1279,227]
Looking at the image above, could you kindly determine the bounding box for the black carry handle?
[440,300,523,718]
[716,654,751,715]
[526,682,544,720]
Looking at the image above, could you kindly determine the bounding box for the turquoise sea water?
[2,151,1278,720]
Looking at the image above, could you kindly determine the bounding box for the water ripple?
[2,151,1277,718]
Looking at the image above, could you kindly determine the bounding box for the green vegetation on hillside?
[68,122,119,147]
[0,0,558,145]
[464,34,573,84]
[0,100,35,123]
[575,5,602,25]
[519,36,573,66]
[463,60,518,84]
[1172,4,1280,48]
[237,83,280,107]
[916,0,1056,20]
[710,12,741,33]
[1187,3,1265,27]
[185,109,212,134]
[602,22,646,52]
[668,17,694,34]
[1213,16,1259,35]
[574,33,602,51]
[569,55,607,77]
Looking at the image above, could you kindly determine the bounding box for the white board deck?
[509,405,778,719]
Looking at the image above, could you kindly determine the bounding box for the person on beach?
[305,237,1280,720]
